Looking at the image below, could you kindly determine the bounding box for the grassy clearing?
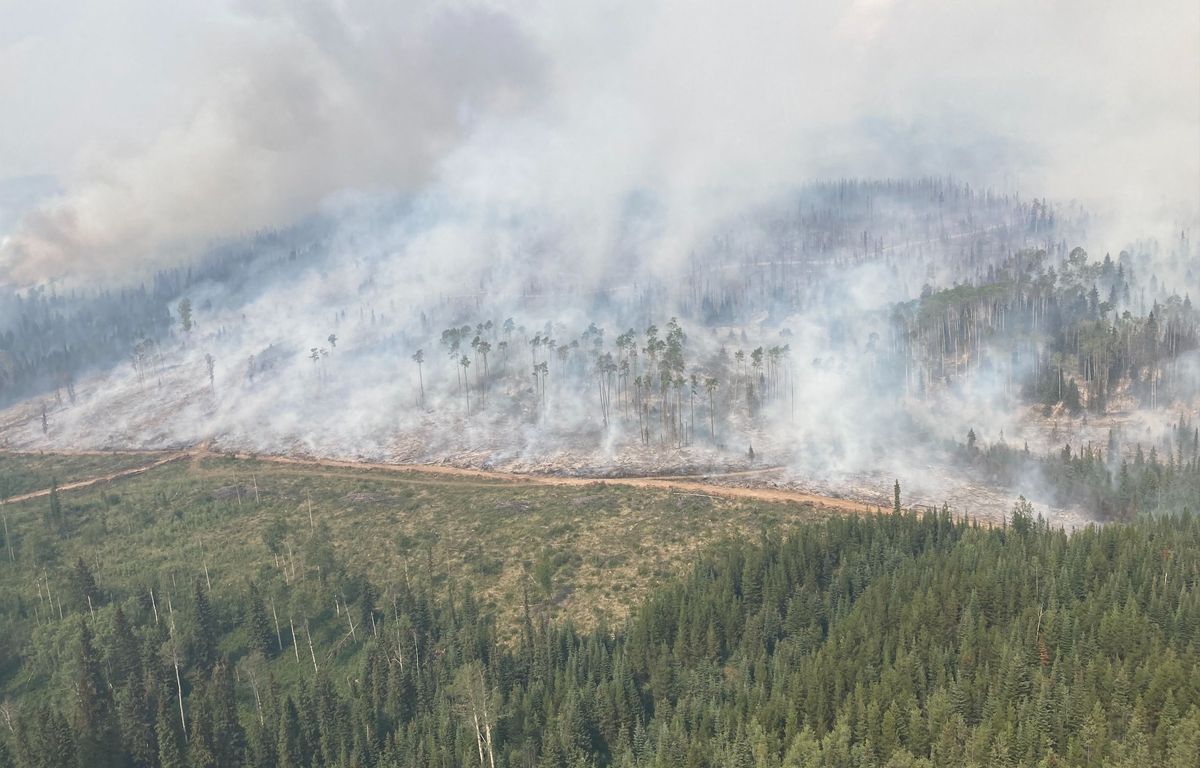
[0,453,827,634]
[0,450,163,498]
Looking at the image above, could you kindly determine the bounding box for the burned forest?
[2,180,1196,522]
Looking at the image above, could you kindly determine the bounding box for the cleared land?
[0,450,168,499]
[0,450,837,633]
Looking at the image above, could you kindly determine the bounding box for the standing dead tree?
[204,353,216,393]
[451,661,499,768]
[411,349,425,405]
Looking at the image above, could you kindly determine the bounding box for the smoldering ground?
[3,180,1196,528]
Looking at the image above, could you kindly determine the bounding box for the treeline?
[959,417,1200,520]
[891,245,1198,411]
[2,506,1198,767]
[15,179,1188,434]
[0,282,173,408]
[0,228,326,409]
[409,230,1194,448]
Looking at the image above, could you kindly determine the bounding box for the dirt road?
[2,447,882,514]
[1,452,191,503]
[241,452,880,513]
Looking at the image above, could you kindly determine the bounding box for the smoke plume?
[1,0,1196,283]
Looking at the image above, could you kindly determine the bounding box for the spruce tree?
[46,478,63,533]
[185,680,217,768]
[74,620,123,768]
[246,587,274,659]
[189,578,218,674]
[46,708,78,768]
[276,697,303,768]
[72,557,101,612]
[110,605,142,686]
[156,690,186,768]
[116,678,156,768]
[209,661,247,768]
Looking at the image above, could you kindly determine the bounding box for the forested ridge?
[2,179,1147,422]
[390,238,1197,459]
[0,228,324,409]
[1,502,1197,768]
[2,0,1195,761]
[956,416,1200,520]
[371,192,1197,437]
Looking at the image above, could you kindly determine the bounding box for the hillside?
[0,455,1195,766]
[4,182,1197,529]
[2,2,1197,766]
[0,451,834,674]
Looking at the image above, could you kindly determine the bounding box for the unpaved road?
[1,452,191,503]
[2,447,882,514]
[242,452,880,513]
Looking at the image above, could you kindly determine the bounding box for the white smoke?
[2,0,1197,284]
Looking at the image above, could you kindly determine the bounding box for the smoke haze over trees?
[0,177,1197,523]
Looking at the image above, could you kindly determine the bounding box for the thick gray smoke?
[1,0,1197,282]
[0,0,543,281]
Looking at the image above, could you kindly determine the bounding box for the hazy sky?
[1,0,1197,283]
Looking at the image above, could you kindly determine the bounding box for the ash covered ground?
[2,182,1196,530]
[1,334,1170,531]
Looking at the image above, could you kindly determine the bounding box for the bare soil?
[5,446,877,514]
